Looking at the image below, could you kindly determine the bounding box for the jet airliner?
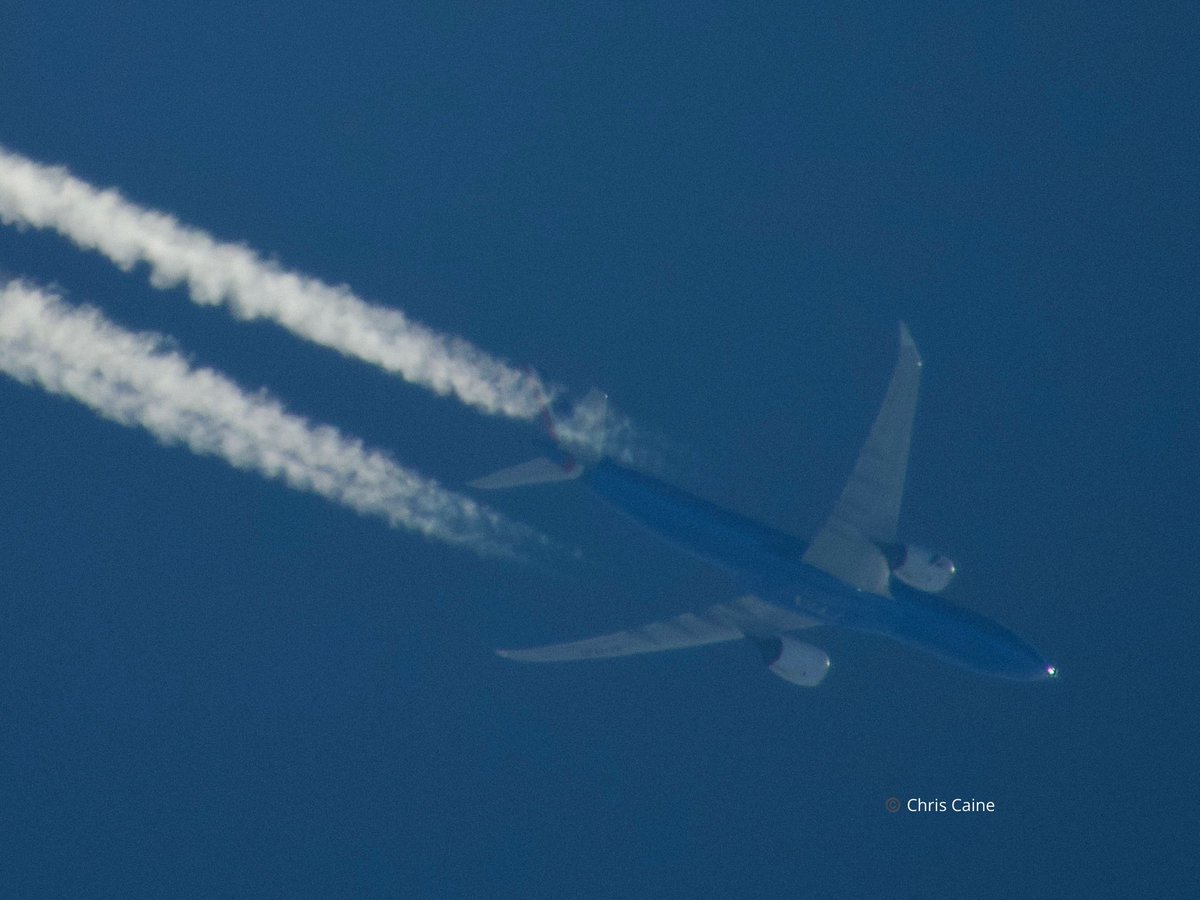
[471,326,1056,686]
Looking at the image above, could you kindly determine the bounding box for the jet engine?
[886,543,956,593]
[755,636,831,687]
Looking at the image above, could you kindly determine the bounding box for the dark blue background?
[1,3,1196,897]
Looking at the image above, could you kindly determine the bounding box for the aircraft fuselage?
[585,460,1053,681]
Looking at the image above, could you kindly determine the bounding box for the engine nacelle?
[756,636,831,687]
[887,543,956,593]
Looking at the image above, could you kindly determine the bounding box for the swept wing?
[496,595,817,661]
[801,323,922,595]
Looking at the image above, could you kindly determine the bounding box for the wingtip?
[898,321,922,367]
[495,648,524,660]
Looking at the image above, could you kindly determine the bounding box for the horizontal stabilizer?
[469,456,580,490]
[496,595,818,662]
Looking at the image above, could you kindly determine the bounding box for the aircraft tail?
[469,388,609,490]
[540,388,608,457]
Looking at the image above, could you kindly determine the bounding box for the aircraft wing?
[496,595,818,662]
[802,323,922,595]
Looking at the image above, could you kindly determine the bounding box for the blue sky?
[1,3,1196,897]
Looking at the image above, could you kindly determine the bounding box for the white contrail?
[0,146,552,421]
[0,279,546,558]
[0,146,654,467]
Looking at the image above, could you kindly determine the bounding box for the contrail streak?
[0,146,551,421]
[0,146,654,467]
[0,278,547,558]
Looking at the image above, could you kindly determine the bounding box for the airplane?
[470,325,1056,686]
